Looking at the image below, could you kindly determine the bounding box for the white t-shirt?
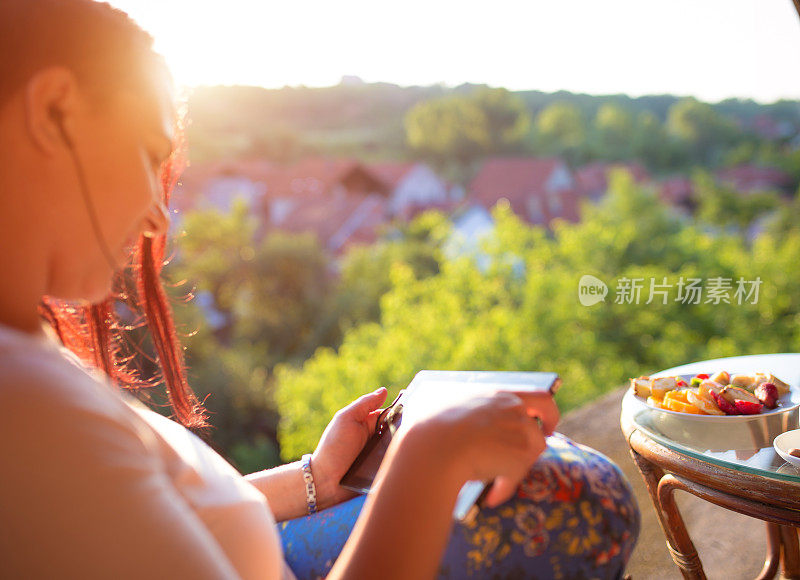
[0,323,287,579]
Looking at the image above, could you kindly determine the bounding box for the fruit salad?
[630,371,791,415]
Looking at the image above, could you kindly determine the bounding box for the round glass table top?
[621,353,800,483]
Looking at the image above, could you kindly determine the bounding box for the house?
[714,165,793,195]
[447,205,496,258]
[260,158,389,206]
[447,204,496,271]
[747,114,794,142]
[172,159,276,228]
[273,191,388,254]
[257,158,392,254]
[447,204,528,275]
[368,162,459,219]
[468,157,578,226]
[169,159,272,235]
[574,162,651,202]
[658,176,695,213]
[176,157,394,254]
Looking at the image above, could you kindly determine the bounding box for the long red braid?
[38,110,210,432]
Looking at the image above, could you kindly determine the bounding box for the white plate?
[774,429,800,468]
[634,374,800,420]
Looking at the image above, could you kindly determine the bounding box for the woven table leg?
[755,523,780,580]
[629,449,706,579]
[781,525,800,579]
[657,475,706,580]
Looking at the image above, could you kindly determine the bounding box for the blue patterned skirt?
[279,434,640,579]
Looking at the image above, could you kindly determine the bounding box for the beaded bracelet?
[300,454,318,515]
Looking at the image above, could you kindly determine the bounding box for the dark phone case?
[340,426,394,493]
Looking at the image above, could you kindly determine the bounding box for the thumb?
[483,476,518,508]
[347,387,388,419]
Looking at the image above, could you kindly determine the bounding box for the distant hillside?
[185,82,800,165]
[187,83,451,163]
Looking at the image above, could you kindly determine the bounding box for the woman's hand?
[403,390,559,508]
[310,387,389,509]
[328,389,559,580]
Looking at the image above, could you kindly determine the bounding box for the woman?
[0,1,638,578]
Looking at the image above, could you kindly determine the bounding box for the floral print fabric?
[279,434,639,579]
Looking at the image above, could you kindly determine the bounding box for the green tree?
[470,87,532,152]
[630,112,683,171]
[753,143,800,186]
[404,87,531,168]
[334,211,448,328]
[692,171,781,235]
[667,98,741,165]
[769,189,800,238]
[591,103,634,160]
[172,201,338,366]
[533,102,586,162]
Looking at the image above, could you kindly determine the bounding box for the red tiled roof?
[469,157,564,218]
[175,158,276,210]
[556,188,581,223]
[175,157,392,217]
[260,158,361,198]
[715,165,791,193]
[659,176,694,205]
[369,162,417,188]
[275,193,388,254]
[178,156,396,253]
[748,115,787,141]
[332,198,387,250]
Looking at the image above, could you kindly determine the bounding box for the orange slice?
[665,398,706,415]
[664,389,689,405]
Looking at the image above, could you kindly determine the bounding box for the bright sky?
[108,0,800,104]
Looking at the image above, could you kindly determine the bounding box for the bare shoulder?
[0,342,148,451]
[0,344,106,406]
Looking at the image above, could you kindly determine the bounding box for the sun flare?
[108,0,800,102]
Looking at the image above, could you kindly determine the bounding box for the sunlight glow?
[108,0,800,103]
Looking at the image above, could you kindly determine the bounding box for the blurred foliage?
[405,87,531,169]
[187,84,800,186]
[334,211,449,328]
[590,103,635,161]
[532,102,586,162]
[692,171,782,235]
[275,173,800,460]
[630,111,685,172]
[172,200,338,366]
[666,98,747,165]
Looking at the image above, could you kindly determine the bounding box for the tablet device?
[340,370,560,521]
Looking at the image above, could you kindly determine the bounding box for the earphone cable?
[59,128,121,272]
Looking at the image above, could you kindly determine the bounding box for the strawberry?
[755,382,779,409]
[734,400,763,415]
[711,390,738,415]
[696,373,710,380]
